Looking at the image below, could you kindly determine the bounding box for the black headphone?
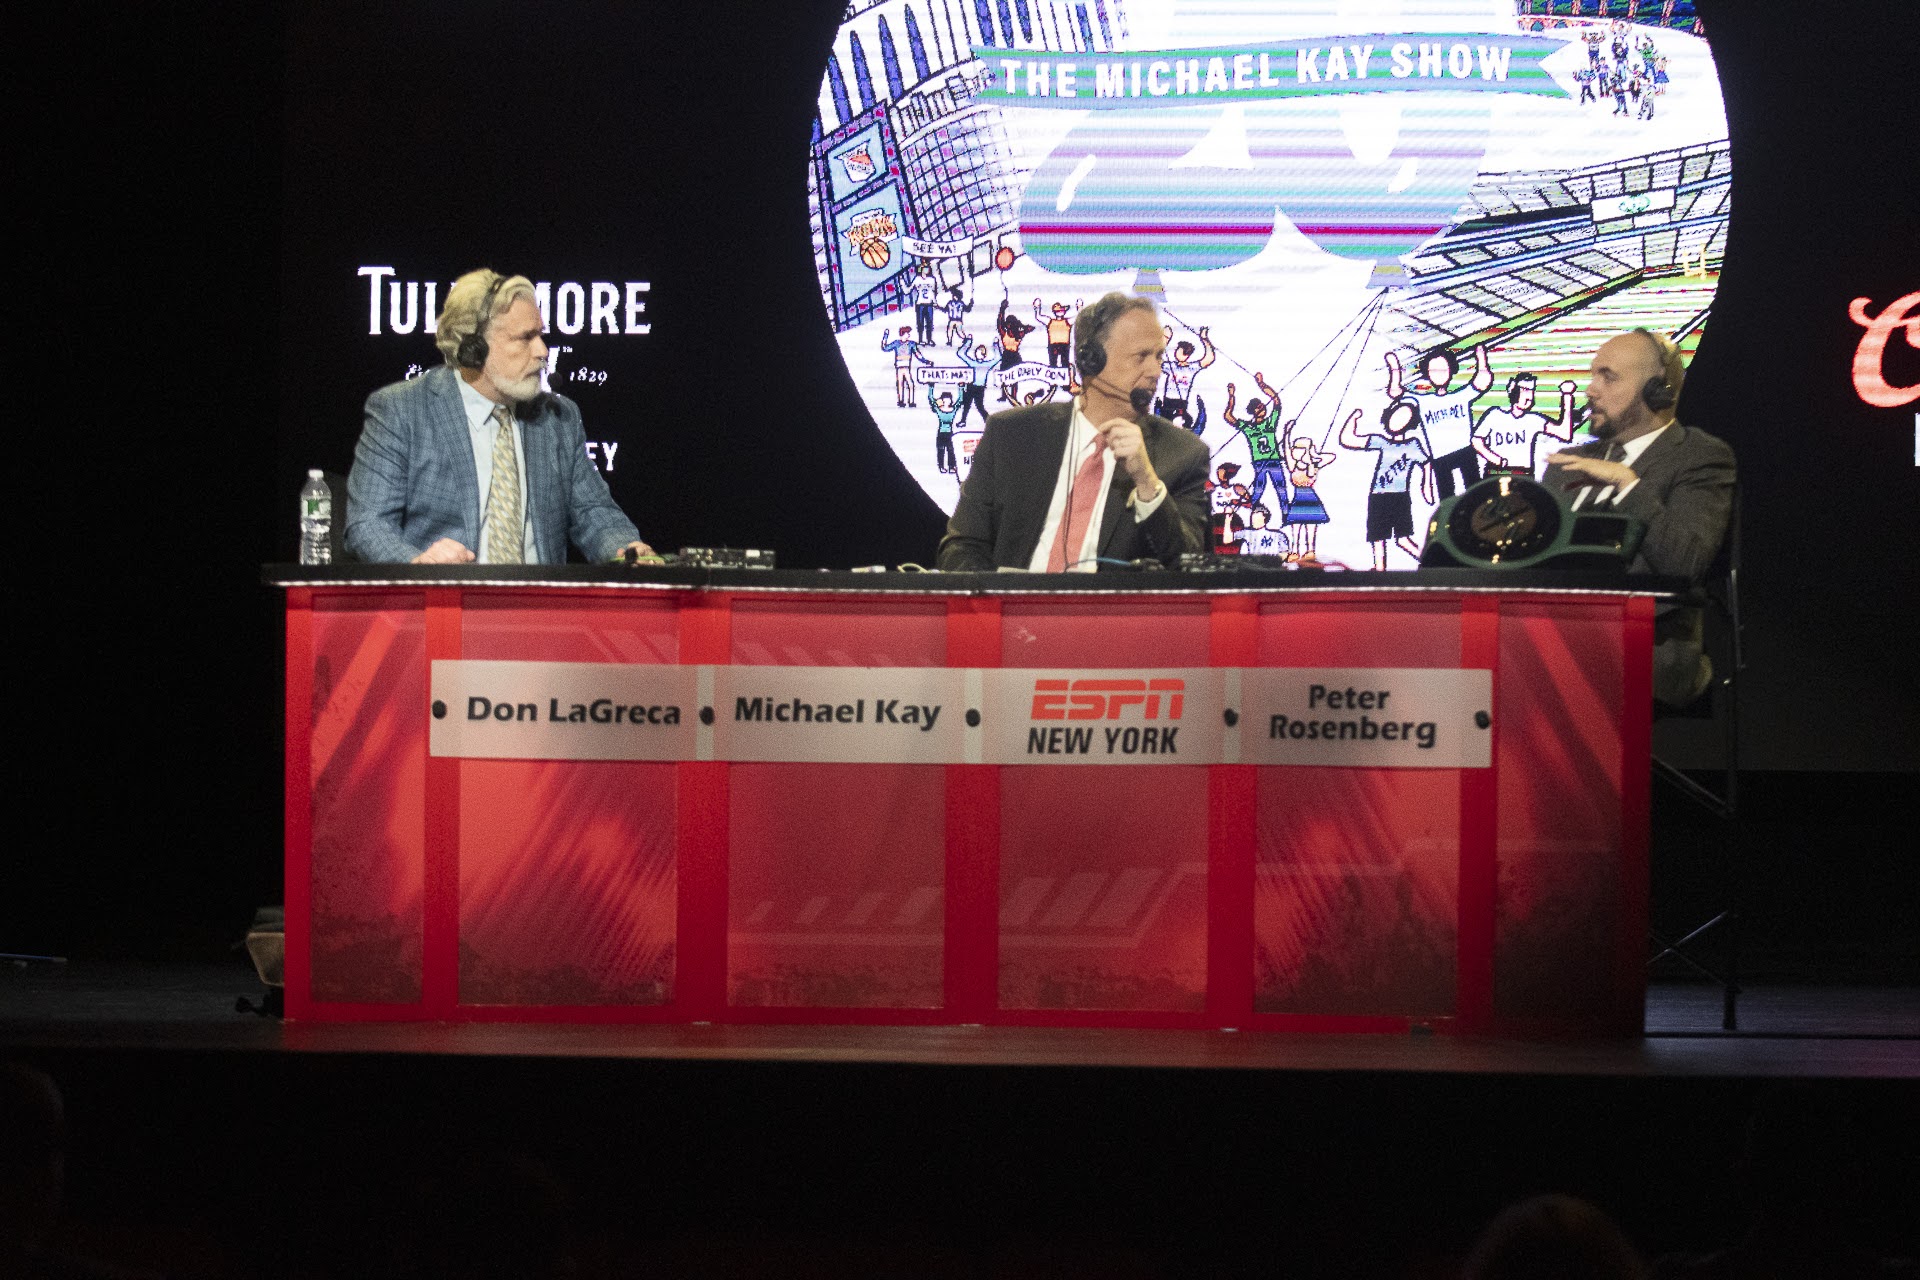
[1642,372,1676,412]
[456,272,508,370]
[1631,327,1679,412]
[1073,293,1144,379]
[1075,329,1107,378]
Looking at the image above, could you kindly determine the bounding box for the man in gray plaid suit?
[345,269,652,565]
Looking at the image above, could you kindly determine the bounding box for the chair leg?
[1653,755,1733,820]
[1721,910,1740,1031]
[1650,913,1735,977]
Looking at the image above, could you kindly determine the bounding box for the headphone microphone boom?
[1083,369,1152,414]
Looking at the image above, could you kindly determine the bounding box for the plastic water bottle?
[299,470,332,565]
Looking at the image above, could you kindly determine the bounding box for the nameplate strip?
[427,662,1491,768]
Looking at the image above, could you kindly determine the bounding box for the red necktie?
[1046,437,1107,572]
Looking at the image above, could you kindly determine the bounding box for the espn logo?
[1030,678,1185,721]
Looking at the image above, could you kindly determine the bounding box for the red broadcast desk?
[270,564,1676,1037]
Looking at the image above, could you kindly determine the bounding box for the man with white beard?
[346,269,650,564]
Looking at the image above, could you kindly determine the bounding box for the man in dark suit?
[1545,328,1736,706]
[936,292,1209,572]
[346,269,652,565]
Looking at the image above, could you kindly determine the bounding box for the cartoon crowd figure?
[927,383,961,475]
[953,330,996,430]
[1578,19,1667,122]
[994,297,1037,402]
[1221,372,1289,513]
[1231,504,1289,558]
[880,325,926,408]
[909,262,939,344]
[1206,462,1250,553]
[1281,423,1336,563]
[1340,401,1434,571]
[1157,324,1217,433]
[1472,372,1581,479]
[1033,297,1081,369]
[1386,343,1491,501]
[943,282,974,346]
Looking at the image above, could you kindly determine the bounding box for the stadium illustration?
[808,0,1728,571]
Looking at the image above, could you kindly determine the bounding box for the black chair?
[1648,483,1743,1028]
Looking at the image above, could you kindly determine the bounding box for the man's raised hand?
[1097,417,1160,498]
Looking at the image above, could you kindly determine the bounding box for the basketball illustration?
[859,237,891,270]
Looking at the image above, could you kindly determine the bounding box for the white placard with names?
[429,660,699,761]
[711,665,966,764]
[1238,668,1492,768]
[427,662,1493,768]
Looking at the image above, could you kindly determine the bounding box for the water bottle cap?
[308,469,324,478]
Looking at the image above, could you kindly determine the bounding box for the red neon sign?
[1848,291,1920,408]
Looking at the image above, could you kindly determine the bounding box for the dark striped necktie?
[1571,442,1627,510]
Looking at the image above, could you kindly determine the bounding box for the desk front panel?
[284,586,1650,1034]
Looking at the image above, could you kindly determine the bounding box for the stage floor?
[4,960,1915,1078]
[5,962,1916,1279]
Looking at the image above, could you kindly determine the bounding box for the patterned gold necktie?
[484,405,524,563]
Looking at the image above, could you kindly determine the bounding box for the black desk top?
[265,563,1688,599]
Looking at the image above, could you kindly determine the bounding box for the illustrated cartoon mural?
[809,0,1727,568]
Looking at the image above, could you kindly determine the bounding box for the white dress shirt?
[456,375,536,562]
[1025,400,1168,572]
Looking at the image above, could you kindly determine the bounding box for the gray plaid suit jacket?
[344,366,639,564]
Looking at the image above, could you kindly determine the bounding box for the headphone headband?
[456,271,509,371]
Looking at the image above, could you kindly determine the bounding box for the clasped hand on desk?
[410,536,654,565]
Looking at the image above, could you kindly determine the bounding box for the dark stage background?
[12,0,1917,961]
